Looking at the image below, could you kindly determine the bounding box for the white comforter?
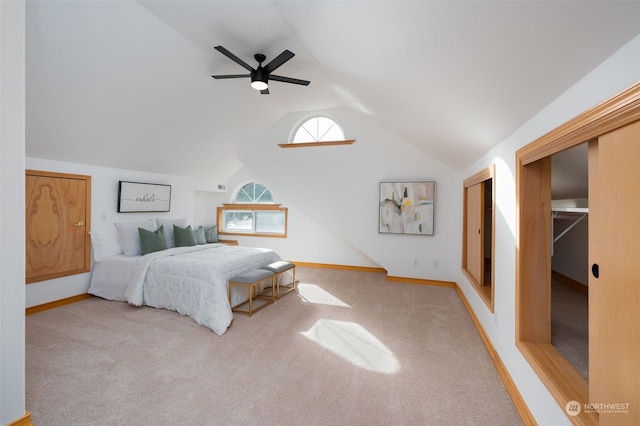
[124,244,281,335]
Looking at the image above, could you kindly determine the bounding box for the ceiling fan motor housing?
[252,67,268,85]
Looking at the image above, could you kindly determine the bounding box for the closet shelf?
[551,207,588,254]
[552,206,588,213]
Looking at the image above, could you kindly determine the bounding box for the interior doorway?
[516,81,640,425]
[550,143,589,379]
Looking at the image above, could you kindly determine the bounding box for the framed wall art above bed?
[379,181,436,235]
[117,181,171,213]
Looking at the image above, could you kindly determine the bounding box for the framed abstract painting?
[379,181,436,235]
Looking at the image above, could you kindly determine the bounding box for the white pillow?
[156,217,187,248]
[90,229,123,262]
[114,218,157,256]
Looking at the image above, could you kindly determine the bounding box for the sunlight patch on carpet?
[297,283,350,307]
[301,319,399,373]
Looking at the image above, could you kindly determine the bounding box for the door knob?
[74,221,85,227]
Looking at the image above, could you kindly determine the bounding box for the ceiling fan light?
[251,80,268,91]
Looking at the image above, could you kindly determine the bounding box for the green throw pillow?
[194,226,207,245]
[204,225,218,243]
[174,224,197,247]
[138,226,168,255]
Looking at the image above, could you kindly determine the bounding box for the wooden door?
[25,170,91,283]
[465,182,484,285]
[467,183,484,285]
[589,120,640,425]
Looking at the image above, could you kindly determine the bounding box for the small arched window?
[293,116,345,143]
[279,114,355,148]
[218,181,287,238]
[235,182,273,203]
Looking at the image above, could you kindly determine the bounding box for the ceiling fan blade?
[211,74,251,79]
[260,88,270,95]
[214,46,254,72]
[263,50,295,74]
[269,74,310,86]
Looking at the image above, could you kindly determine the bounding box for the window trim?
[462,165,495,312]
[278,139,355,148]
[217,203,288,238]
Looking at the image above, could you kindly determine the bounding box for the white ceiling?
[25,1,640,182]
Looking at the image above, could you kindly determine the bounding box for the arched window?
[279,114,355,148]
[293,116,345,143]
[235,182,273,203]
[217,182,287,238]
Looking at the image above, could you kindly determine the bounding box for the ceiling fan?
[211,45,310,94]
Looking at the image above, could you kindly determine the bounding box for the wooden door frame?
[515,81,640,425]
[462,164,495,312]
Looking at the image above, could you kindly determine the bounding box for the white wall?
[552,217,589,285]
[25,157,223,307]
[207,167,381,268]
[457,33,640,425]
[237,107,462,281]
[551,198,589,284]
[1,1,26,423]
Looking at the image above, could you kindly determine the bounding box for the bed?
[88,218,284,335]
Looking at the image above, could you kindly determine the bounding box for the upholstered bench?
[228,269,275,316]
[261,261,296,299]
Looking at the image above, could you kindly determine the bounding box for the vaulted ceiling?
[25,1,640,182]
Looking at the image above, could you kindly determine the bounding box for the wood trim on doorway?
[515,81,640,425]
[462,165,496,312]
[518,83,640,165]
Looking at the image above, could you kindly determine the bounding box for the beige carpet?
[26,266,522,426]
[551,279,589,379]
